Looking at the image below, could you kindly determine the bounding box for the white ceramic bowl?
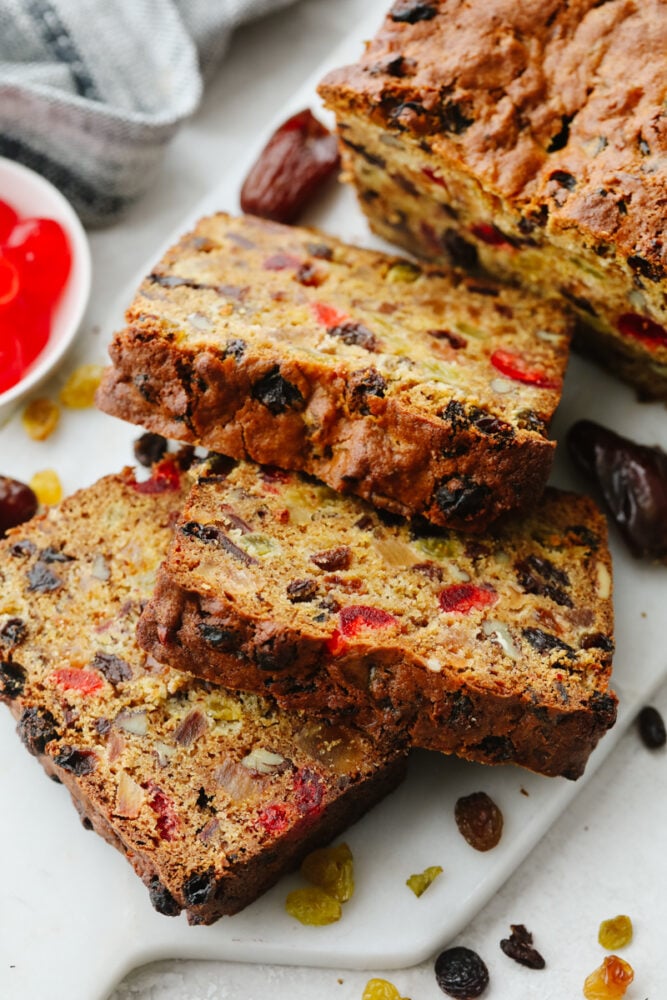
[0,156,92,410]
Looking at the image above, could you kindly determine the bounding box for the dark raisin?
[251,366,304,414]
[565,523,599,549]
[522,628,575,657]
[386,55,407,76]
[26,562,62,593]
[0,659,27,697]
[181,520,220,543]
[500,924,546,969]
[90,651,132,686]
[567,420,667,560]
[390,1,437,22]
[183,869,215,907]
[580,632,614,652]
[222,338,247,360]
[440,399,469,431]
[354,514,375,531]
[638,705,666,749]
[433,477,490,520]
[454,791,503,851]
[54,747,97,776]
[472,735,515,762]
[10,539,36,558]
[627,254,664,283]
[441,229,479,269]
[286,578,319,602]
[515,555,572,607]
[295,263,322,287]
[328,322,378,351]
[148,876,181,917]
[133,373,157,403]
[617,198,628,215]
[549,170,576,189]
[468,407,514,438]
[429,329,467,349]
[516,409,548,435]
[589,692,617,729]
[0,476,38,537]
[439,101,474,134]
[0,617,27,646]
[17,707,59,755]
[133,432,168,468]
[412,561,443,581]
[310,546,352,571]
[546,114,573,152]
[435,946,490,998]
[196,787,214,810]
[340,138,386,169]
[196,623,241,652]
[347,368,387,412]
[561,288,597,316]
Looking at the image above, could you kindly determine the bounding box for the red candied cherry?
[3,293,51,367]
[132,457,181,494]
[617,312,667,349]
[49,667,104,695]
[257,803,291,834]
[491,349,560,389]
[422,167,447,189]
[312,301,349,328]
[328,605,398,655]
[5,217,72,301]
[145,782,180,840]
[439,583,497,613]
[0,254,20,308]
[471,222,513,247]
[0,199,19,242]
[0,328,25,393]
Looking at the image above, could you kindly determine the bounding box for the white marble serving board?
[1,5,666,999]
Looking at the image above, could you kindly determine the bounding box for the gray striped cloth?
[0,0,297,226]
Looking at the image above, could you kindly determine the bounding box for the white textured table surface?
[4,1,667,997]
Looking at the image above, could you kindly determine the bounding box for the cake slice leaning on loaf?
[0,459,406,926]
[138,459,617,780]
[96,212,572,532]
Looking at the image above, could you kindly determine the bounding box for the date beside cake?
[138,459,617,780]
[318,0,667,399]
[0,463,406,925]
[96,211,572,532]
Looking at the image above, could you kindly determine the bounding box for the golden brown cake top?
[319,0,667,274]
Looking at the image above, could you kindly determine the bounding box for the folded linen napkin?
[0,0,297,225]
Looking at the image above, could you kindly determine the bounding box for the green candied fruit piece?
[362,978,411,1000]
[385,261,421,283]
[301,842,354,902]
[238,532,282,558]
[598,914,633,950]
[414,534,460,561]
[406,865,443,897]
[285,886,342,925]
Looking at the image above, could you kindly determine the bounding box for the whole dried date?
[567,420,667,560]
[0,475,38,536]
[240,109,339,223]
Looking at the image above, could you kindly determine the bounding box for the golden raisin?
[59,363,105,408]
[583,955,634,999]
[285,886,341,925]
[406,865,443,897]
[29,469,62,506]
[598,915,633,950]
[22,398,60,441]
[301,842,354,902]
[362,978,410,1000]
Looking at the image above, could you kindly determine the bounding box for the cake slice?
[318,0,667,399]
[96,212,572,532]
[138,459,617,780]
[0,459,406,926]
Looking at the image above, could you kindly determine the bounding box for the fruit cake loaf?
[318,0,667,399]
[137,459,617,780]
[96,212,572,532]
[0,460,406,926]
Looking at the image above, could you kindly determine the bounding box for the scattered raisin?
[328,322,378,351]
[362,980,408,1000]
[285,886,342,925]
[54,747,97,775]
[286,578,318,603]
[598,914,633,950]
[17,707,59,755]
[29,469,62,505]
[311,545,352,571]
[454,791,503,851]
[148,876,181,917]
[500,924,545,969]
[133,432,168,468]
[90,651,132,686]
[522,627,575,657]
[251,366,304,415]
[21,397,60,441]
[435,946,489,998]
[583,955,634,999]
[0,475,38,536]
[59,364,104,408]
[637,705,666,748]
[434,477,490,520]
[301,842,354,902]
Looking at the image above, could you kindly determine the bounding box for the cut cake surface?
[96,212,572,531]
[319,0,667,398]
[0,461,406,925]
[138,460,617,780]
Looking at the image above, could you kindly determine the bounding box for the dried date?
[240,109,339,223]
[0,475,38,537]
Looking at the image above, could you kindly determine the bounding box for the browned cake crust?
[137,461,617,780]
[0,462,406,925]
[319,0,667,398]
[96,212,572,532]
